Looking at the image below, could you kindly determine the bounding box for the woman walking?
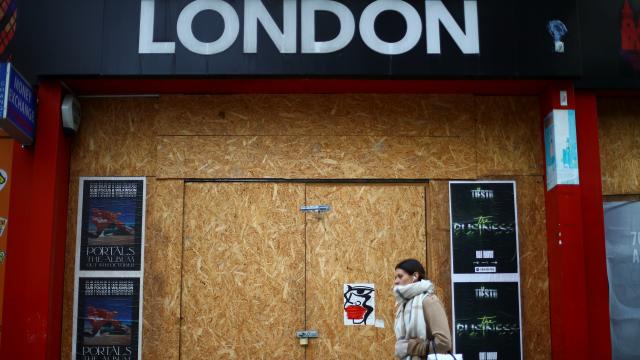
[393,259,452,359]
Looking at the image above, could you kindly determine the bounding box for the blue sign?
[544,110,579,190]
[0,63,36,146]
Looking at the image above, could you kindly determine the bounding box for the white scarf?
[393,280,435,344]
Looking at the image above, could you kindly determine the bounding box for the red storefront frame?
[0,78,612,359]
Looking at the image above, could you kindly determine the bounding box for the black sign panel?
[12,0,580,80]
[578,0,640,89]
[79,179,144,271]
[450,182,518,274]
[75,277,141,360]
[453,282,522,360]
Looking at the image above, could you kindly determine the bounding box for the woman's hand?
[406,338,429,357]
[394,339,410,359]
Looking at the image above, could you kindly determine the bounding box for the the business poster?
[449,181,523,360]
[450,182,519,274]
[343,283,376,326]
[78,179,145,271]
[74,277,141,360]
[453,282,522,360]
[603,201,640,360]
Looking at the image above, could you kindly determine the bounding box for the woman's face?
[394,268,417,286]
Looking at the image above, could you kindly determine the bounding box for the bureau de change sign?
[0,63,36,146]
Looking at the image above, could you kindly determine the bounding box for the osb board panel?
[142,180,183,360]
[70,98,158,177]
[181,183,305,360]
[61,177,79,359]
[155,94,476,137]
[515,176,551,360]
[157,136,477,179]
[305,184,427,360]
[476,96,543,176]
[426,181,453,320]
[598,98,640,195]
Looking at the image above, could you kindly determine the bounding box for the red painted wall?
[575,93,612,359]
[0,82,70,359]
[540,86,612,359]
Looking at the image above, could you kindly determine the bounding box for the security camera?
[61,94,81,135]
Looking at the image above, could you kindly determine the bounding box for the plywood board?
[598,98,640,195]
[157,135,477,179]
[155,94,476,137]
[305,184,427,359]
[426,181,453,319]
[181,183,305,359]
[142,180,183,360]
[70,98,158,177]
[515,176,551,360]
[61,178,80,359]
[476,96,543,176]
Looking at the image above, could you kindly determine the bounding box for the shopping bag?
[425,340,463,360]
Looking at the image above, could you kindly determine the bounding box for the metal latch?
[296,330,319,346]
[300,205,331,213]
[296,330,319,339]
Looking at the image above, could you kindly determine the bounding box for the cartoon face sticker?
[343,284,375,325]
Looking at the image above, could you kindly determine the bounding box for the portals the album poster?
[74,277,141,360]
[78,179,145,271]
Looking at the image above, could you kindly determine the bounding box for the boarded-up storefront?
[60,94,550,359]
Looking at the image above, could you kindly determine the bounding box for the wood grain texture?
[515,176,551,360]
[476,96,543,176]
[181,183,305,360]
[61,178,79,359]
[142,179,183,360]
[426,181,453,320]
[70,98,158,177]
[305,184,427,360]
[157,135,477,179]
[598,98,640,195]
[155,94,475,137]
[63,94,554,359]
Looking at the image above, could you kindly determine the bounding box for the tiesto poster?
[449,181,523,360]
[449,182,519,274]
[453,282,522,360]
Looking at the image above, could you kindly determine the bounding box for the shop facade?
[1,0,638,359]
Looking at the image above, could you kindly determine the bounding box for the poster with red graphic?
[343,283,375,326]
[76,178,146,271]
[72,277,141,360]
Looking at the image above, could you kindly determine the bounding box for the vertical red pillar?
[540,84,590,359]
[0,81,71,359]
[575,93,612,359]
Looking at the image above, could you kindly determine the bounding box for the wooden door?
[305,184,427,359]
[181,183,306,359]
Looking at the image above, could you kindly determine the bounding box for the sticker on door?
[343,283,376,326]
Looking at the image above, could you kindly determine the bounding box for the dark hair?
[395,259,426,280]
